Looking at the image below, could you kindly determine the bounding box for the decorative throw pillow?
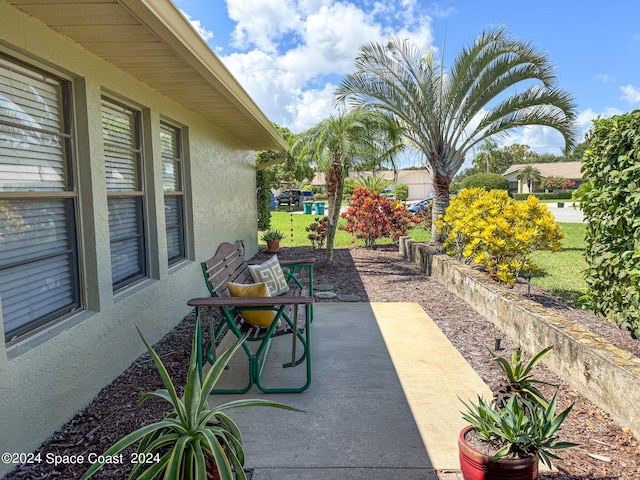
[248,255,290,296]
[226,282,276,328]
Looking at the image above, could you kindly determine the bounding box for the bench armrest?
[188,295,314,308]
[279,258,315,266]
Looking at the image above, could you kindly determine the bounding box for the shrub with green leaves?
[461,173,509,191]
[579,111,640,338]
[393,184,409,201]
[436,188,565,286]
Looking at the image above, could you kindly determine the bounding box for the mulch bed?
[4,245,639,479]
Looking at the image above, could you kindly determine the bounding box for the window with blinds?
[0,55,80,340]
[160,122,185,264]
[101,99,146,289]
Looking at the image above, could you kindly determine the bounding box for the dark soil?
[5,245,640,479]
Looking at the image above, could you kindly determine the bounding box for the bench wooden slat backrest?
[201,240,250,297]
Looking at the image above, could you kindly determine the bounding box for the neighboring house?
[502,161,583,193]
[311,169,434,200]
[0,0,286,472]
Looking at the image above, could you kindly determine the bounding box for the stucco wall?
[0,3,259,472]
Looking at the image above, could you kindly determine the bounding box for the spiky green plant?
[488,345,554,407]
[81,319,300,480]
[460,394,576,469]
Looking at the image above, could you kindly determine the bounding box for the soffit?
[7,0,287,151]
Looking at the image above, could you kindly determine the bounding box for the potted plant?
[458,346,576,480]
[81,317,299,480]
[260,229,285,253]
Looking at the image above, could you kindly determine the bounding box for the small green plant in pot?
[260,229,286,252]
[81,318,300,480]
[458,346,576,480]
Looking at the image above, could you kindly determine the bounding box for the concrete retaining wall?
[398,238,640,436]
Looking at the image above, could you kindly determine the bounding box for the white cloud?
[220,0,436,131]
[279,3,386,80]
[226,0,302,52]
[595,73,613,83]
[621,84,640,104]
[288,83,337,131]
[180,10,214,41]
[496,126,565,155]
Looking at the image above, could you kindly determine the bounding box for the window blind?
[0,55,79,340]
[160,122,185,264]
[102,99,146,289]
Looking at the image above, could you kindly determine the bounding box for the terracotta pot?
[458,425,539,480]
[266,240,280,253]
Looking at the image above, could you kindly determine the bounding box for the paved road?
[546,203,584,223]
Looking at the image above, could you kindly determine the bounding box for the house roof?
[311,170,432,186]
[6,0,287,151]
[502,161,583,179]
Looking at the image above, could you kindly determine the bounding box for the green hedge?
[461,173,509,191]
[512,192,574,201]
[580,110,640,338]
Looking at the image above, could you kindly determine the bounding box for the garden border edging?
[399,239,640,436]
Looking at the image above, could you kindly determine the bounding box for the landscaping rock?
[314,283,335,291]
[314,291,338,299]
[337,294,360,302]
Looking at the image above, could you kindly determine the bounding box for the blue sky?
[173,0,640,165]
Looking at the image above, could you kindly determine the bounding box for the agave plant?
[488,345,554,407]
[81,318,300,480]
[460,393,576,469]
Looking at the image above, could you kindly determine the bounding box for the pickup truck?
[277,189,314,206]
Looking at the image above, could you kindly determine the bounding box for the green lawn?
[261,211,430,248]
[261,212,586,306]
[528,222,587,306]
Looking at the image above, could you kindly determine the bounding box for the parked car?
[408,197,433,213]
[381,188,396,200]
[301,190,315,202]
[278,189,315,206]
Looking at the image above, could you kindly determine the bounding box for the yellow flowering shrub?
[435,188,565,286]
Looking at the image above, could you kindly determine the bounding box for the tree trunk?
[325,154,343,264]
[430,171,452,244]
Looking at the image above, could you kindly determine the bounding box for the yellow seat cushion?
[226,282,276,328]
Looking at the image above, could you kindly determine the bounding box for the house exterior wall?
[503,172,534,193]
[0,3,259,471]
[396,170,434,200]
[311,169,433,201]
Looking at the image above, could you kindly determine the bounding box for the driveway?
[546,203,584,223]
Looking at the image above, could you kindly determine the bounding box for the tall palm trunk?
[431,171,452,244]
[325,153,344,264]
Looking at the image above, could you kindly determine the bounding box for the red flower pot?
[458,426,539,480]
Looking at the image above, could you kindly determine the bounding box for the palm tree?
[477,139,499,173]
[291,110,403,263]
[516,164,542,193]
[334,27,578,242]
[354,174,395,193]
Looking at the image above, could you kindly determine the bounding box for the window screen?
[101,99,146,289]
[160,122,185,264]
[0,55,80,340]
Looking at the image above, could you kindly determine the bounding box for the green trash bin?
[303,201,313,214]
[314,201,325,215]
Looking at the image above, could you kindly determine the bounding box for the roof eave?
[118,0,287,151]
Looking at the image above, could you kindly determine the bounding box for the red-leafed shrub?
[305,216,328,250]
[341,186,420,247]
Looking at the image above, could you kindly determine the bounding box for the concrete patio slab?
[208,302,490,479]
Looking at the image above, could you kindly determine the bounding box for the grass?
[261,212,586,307]
[261,211,430,248]
[528,222,587,306]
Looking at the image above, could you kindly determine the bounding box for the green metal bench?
[187,241,314,394]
